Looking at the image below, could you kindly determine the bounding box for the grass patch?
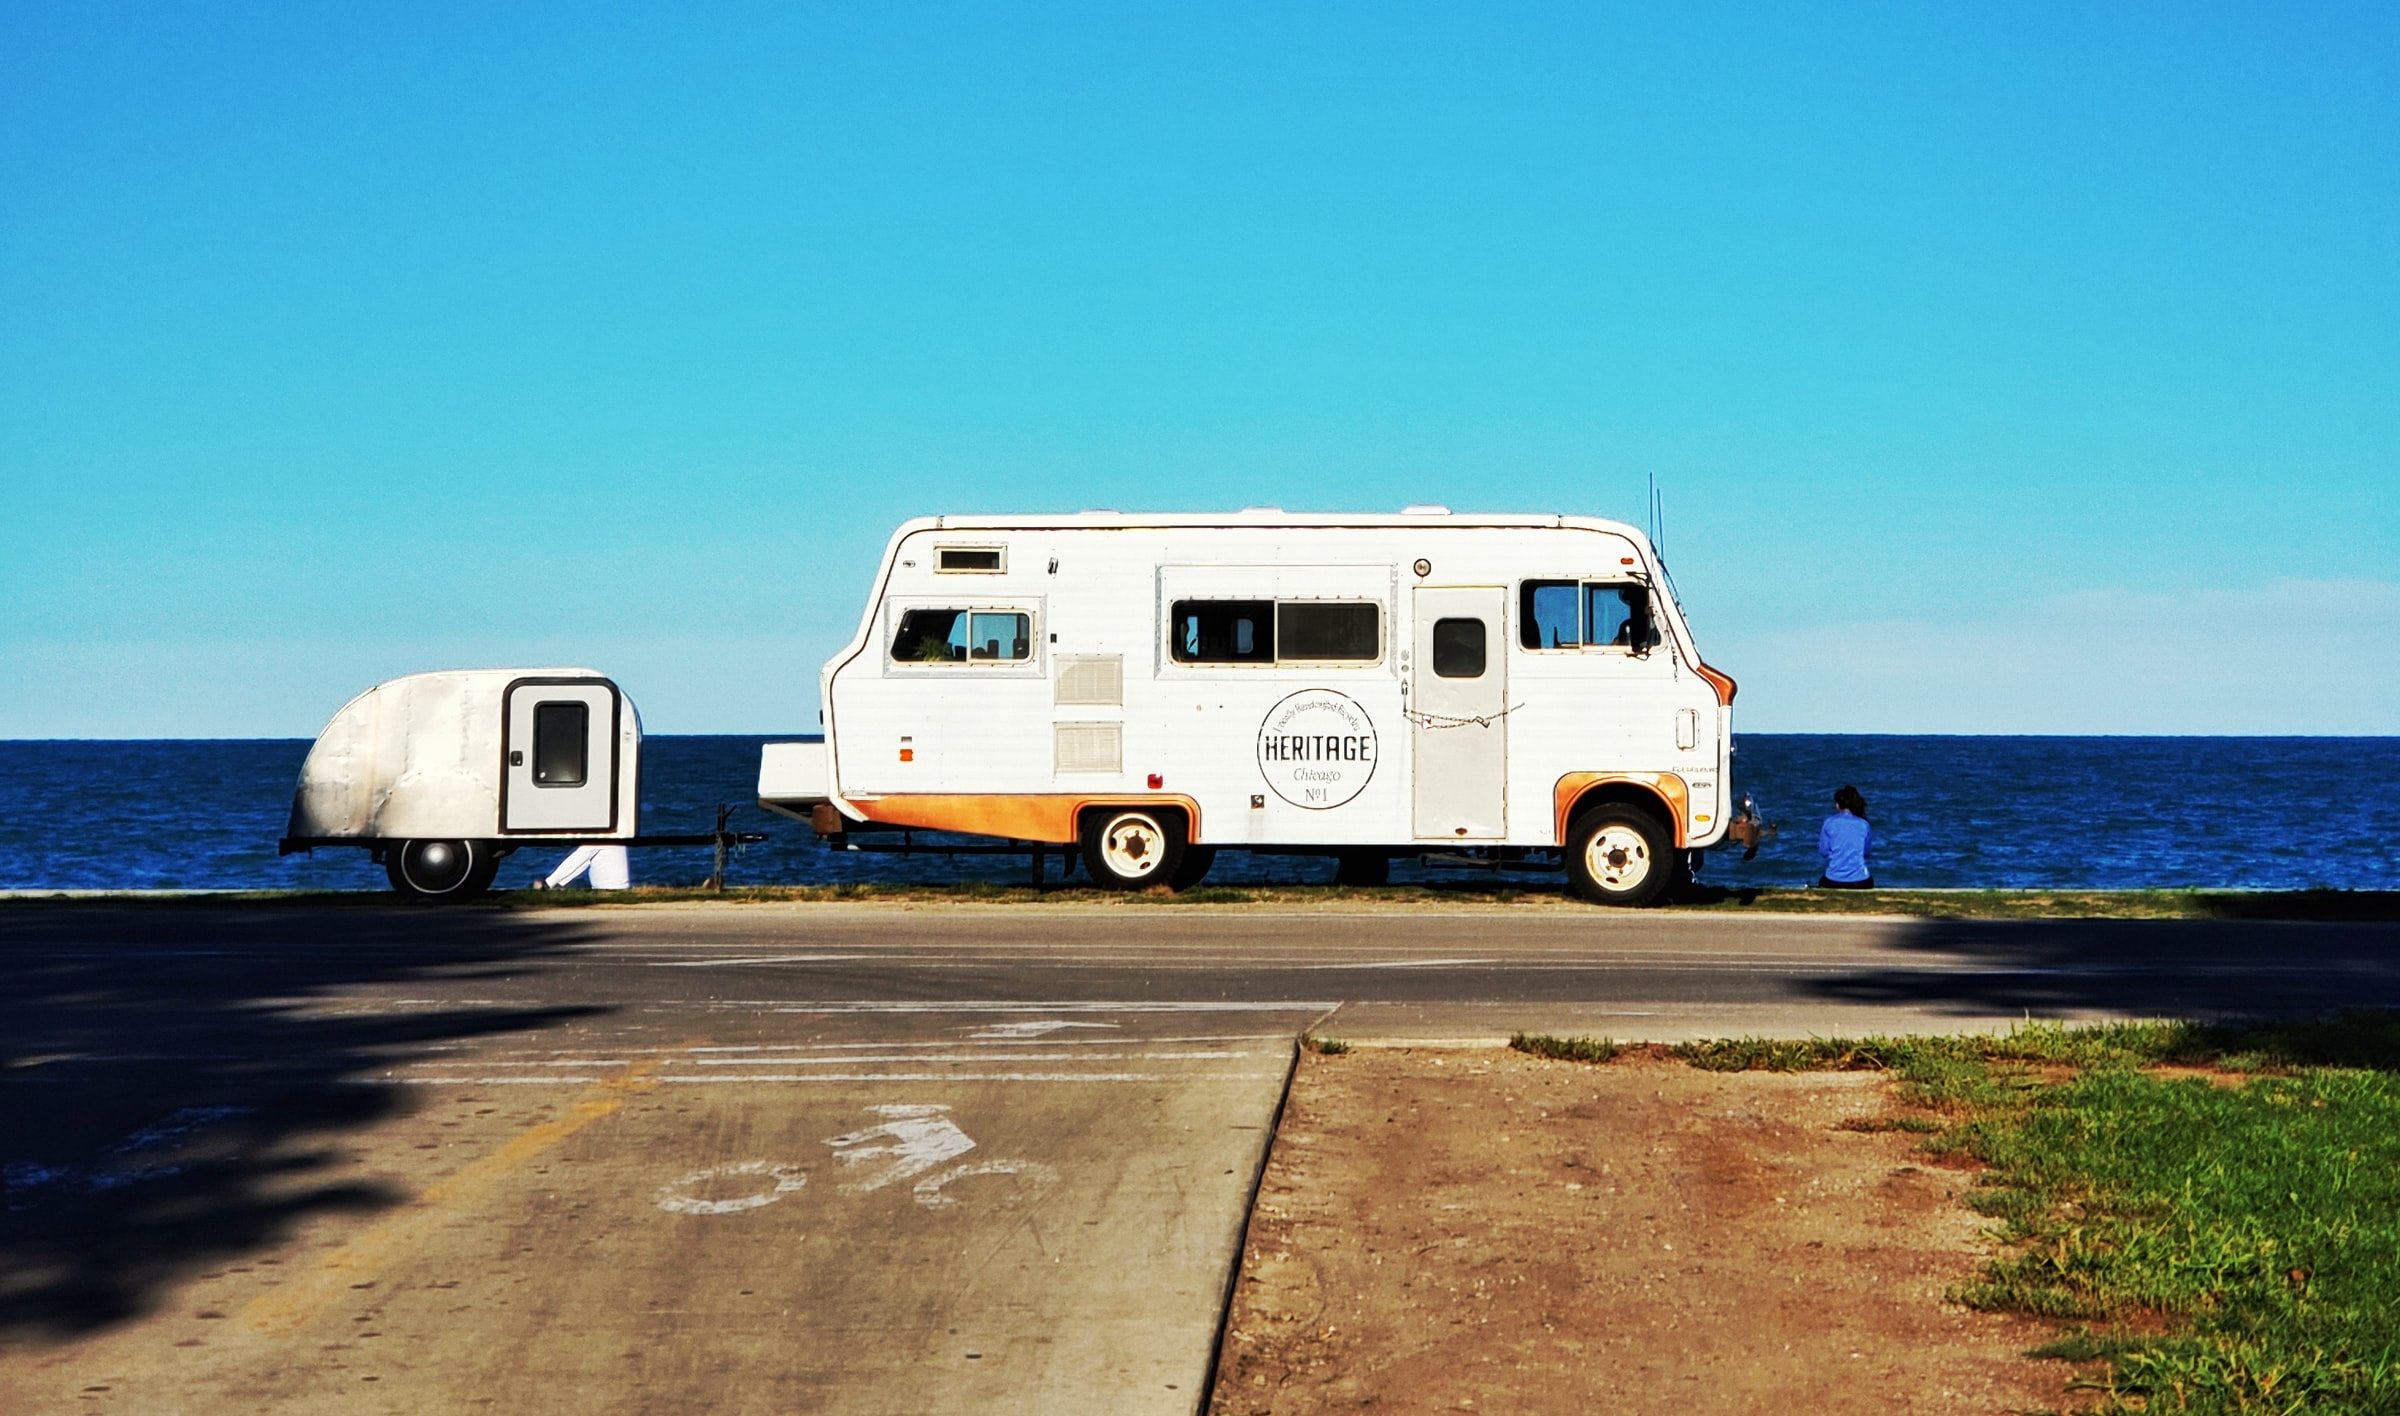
[1664,1015,2400,1413]
[1301,1035,1351,1056]
[1509,1032,1620,1064]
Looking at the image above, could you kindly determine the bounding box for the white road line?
[650,954,877,967]
[1287,958,1496,969]
[756,1000,1341,1013]
[19,1036,1298,1068]
[415,1060,635,1068]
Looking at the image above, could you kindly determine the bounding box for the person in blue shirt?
[1817,785,1874,889]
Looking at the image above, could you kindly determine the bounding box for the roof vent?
[1400,503,1451,515]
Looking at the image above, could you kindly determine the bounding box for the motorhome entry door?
[502,680,619,833]
[1409,586,1507,840]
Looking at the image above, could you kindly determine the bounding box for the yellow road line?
[242,1057,663,1336]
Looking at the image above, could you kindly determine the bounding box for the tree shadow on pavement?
[1801,915,2400,1031]
[0,903,606,1342]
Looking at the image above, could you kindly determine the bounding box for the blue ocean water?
[0,736,2393,893]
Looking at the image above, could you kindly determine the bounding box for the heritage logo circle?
[1255,689,1378,810]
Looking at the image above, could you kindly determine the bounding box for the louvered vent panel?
[1054,655,1124,706]
[1053,723,1122,774]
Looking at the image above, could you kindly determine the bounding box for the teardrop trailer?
[279,668,762,898]
[756,509,1739,905]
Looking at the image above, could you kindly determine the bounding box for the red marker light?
[1147,773,1164,789]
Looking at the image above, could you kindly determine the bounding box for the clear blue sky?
[4,2,2393,736]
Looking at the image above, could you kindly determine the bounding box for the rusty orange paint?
[1552,772,1689,848]
[847,793,1205,846]
[1693,661,1738,706]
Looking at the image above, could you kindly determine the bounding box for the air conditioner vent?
[1054,655,1123,706]
[1054,722,1122,774]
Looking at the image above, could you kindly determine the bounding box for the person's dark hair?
[1834,785,1868,818]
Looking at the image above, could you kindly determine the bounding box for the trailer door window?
[531,701,589,787]
[892,608,1032,664]
[1431,618,1487,678]
[1277,602,1380,662]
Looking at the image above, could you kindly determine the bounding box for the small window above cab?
[935,546,1005,573]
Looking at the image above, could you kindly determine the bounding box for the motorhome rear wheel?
[1081,809,1186,890]
[1168,846,1217,891]
[1334,851,1391,887]
[1565,806,1672,907]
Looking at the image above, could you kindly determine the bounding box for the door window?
[1431,618,1488,678]
[531,701,589,787]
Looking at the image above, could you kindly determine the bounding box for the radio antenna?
[1647,472,1687,616]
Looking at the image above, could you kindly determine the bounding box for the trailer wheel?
[1080,809,1185,890]
[1168,846,1216,892]
[386,838,496,900]
[1565,806,1672,907]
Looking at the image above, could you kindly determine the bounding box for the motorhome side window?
[1519,580,1656,650]
[1170,600,1381,664]
[531,701,589,786]
[891,608,1032,664]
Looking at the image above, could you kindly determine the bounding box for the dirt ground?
[1211,1049,2080,1415]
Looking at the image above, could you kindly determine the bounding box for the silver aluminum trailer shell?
[283,667,641,848]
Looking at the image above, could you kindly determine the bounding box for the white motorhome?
[759,509,1737,904]
[281,668,642,897]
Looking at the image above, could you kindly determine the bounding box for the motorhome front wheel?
[1081,809,1186,890]
[386,838,499,900]
[1565,807,1671,907]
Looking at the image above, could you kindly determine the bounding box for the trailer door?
[502,679,620,833]
[1409,586,1506,839]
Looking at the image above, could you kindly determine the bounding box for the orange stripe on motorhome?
[1552,773,1690,849]
[848,793,1205,845]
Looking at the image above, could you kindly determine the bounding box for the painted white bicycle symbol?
[654,1104,1057,1217]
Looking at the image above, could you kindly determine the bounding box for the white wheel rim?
[1584,825,1652,892]
[1101,814,1167,880]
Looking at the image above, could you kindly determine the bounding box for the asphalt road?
[3,900,2394,1413]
